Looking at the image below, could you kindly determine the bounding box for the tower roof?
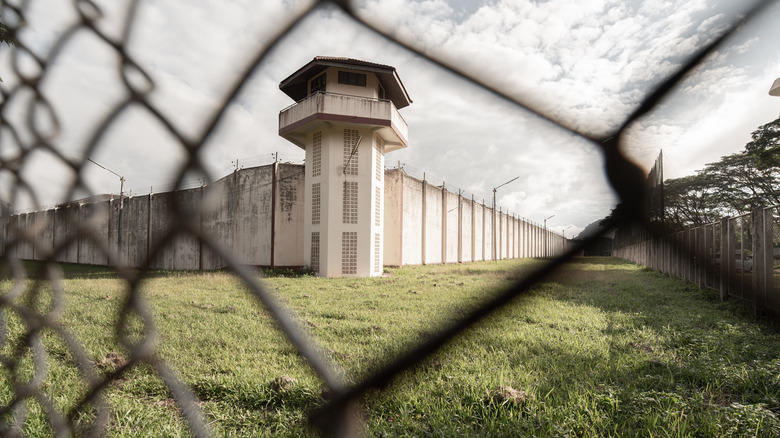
[279,56,413,109]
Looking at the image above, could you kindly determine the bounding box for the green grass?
[2,257,780,436]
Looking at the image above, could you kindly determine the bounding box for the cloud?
[624,2,780,178]
[355,0,761,141]
[3,0,778,234]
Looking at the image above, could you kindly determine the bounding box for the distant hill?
[0,200,9,218]
[575,218,616,256]
[575,219,615,240]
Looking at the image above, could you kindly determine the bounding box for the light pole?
[492,176,519,261]
[88,158,126,257]
[88,158,125,208]
[563,225,573,239]
[543,214,554,257]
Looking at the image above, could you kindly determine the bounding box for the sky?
[1,0,779,238]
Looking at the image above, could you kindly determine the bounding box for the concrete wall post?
[457,192,463,263]
[270,161,278,268]
[497,208,502,260]
[421,177,427,265]
[482,199,487,261]
[471,195,475,262]
[441,183,447,263]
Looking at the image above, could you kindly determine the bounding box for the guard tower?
[278,57,412,277]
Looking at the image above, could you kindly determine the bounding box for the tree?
[0,22,16,46]
[663,173,724,231]
[598,203,626,230]
[661,152,780,231]
[745,115,780,169]
[0,21,17,83]
[702,152,780,213]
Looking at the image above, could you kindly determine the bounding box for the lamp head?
[770,77,780,96]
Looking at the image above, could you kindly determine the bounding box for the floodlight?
[770,77,780,96]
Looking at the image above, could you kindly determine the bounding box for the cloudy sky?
[1,0,779,237]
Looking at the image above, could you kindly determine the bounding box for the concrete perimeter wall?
[3,165,572,271]
[4,163,305,270]
[383,169,572,266]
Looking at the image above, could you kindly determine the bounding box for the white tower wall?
[302,125,385,277]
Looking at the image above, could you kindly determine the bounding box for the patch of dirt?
[329,350,352,361]
[98,352,128,370]
[155,398,178,409]
[489,385,532,406]
[629,341,654,353]
[425,357,443,370]
[271,375,297,392]
[703,391,735,407]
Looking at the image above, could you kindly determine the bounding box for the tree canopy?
[604,116,780,235]
[0,21,16,83]
[0,22,15,46]
[745,115,780,169]
[663,148,780,231]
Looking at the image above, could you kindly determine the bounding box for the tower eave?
[279,57,412,109]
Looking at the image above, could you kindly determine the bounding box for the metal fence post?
[701,225,708,288]
[720,217,729,301]
[753,207,767,314]
[766,207,776,311]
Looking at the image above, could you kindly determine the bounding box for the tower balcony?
[279,92,408,151]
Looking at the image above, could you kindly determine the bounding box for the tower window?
[311,232,320,273]
[342,232,357,275]
[312,131,322,177]
[312,183,321,225]
[374,233,381,273]
[338,71,366,87]
[343,181,358,224]
[310,73,326,95]
[374,137,384,182]
[375,186,381,227]
[343,129,359,175]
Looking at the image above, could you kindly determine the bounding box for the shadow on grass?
[0,260,320,281]
[536,257,780,403]
[191,376,323,413]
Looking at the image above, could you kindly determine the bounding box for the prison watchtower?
[278,56,412,277]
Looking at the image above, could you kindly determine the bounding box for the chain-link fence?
[1,0,775,435]
[615,205,780,316]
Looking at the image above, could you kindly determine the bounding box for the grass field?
[2,257,780,436]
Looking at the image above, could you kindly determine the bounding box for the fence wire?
[0,0,775,436]
[616,205,780,316]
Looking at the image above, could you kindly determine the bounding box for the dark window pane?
[310,73,326,95]
[338,71,366,87]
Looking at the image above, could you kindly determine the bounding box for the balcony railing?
[279,92,408,146]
